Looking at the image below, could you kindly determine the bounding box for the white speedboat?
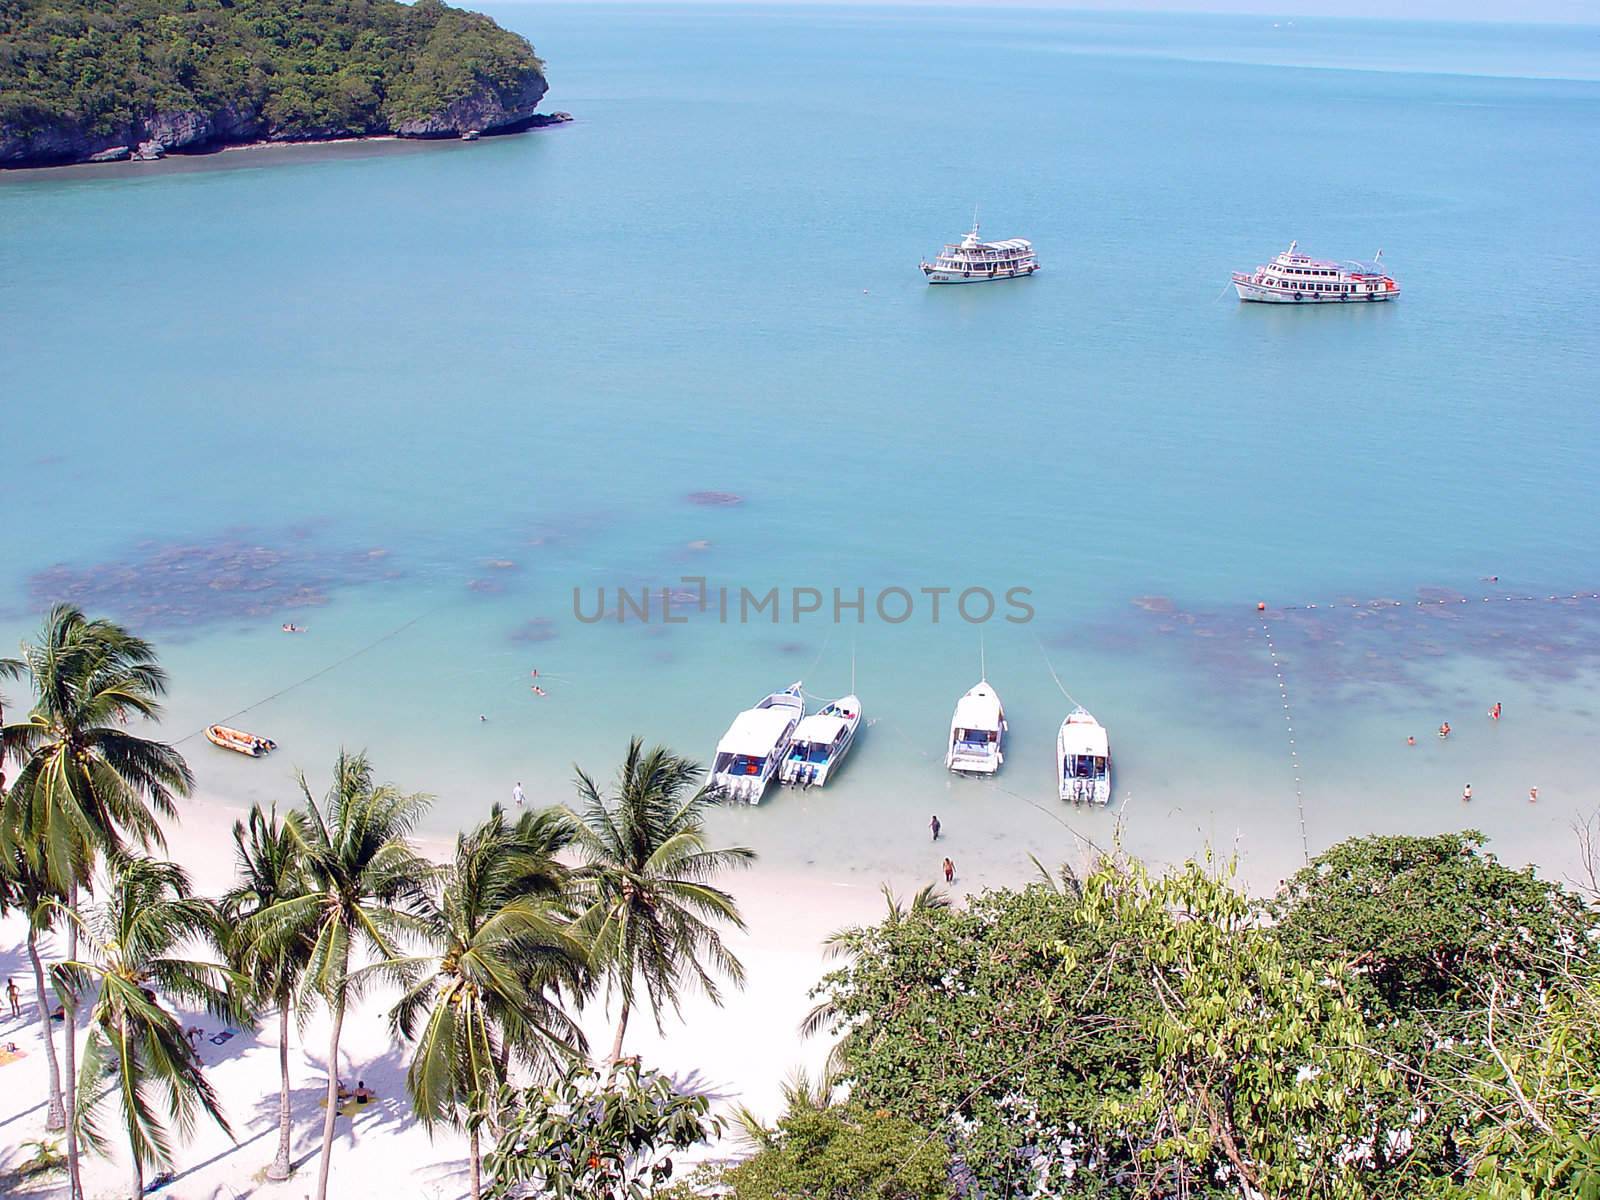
[920,219,1037,284]
[780,694,862,787]
[1057,707,1110,805]
[1231,241,1399,304]
[945,680,1006,774]
[709,682,805,805]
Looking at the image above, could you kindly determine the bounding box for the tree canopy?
[0,0,544,140]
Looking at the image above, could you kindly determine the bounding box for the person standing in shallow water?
[930,815,941,842]
[512,781,526,807]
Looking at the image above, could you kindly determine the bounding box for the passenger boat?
[1232,241,1399,303]
[206,724,277,757]
[920,220,1038,284]
[945,680,1006,774]
[1056,707,1110,805]
[709,682,805,805]
[780,694,862,787]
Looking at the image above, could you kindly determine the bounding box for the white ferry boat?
[1233,242,1398,304]
[779,694,862,788]
[709,682,804,805]
[1056,707,1110,805]
[921,220,1038,285]
[945,680,1006,774]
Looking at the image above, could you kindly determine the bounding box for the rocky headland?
[0,0,568,168]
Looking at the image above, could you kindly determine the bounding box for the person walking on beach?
[5,978,18,1018]
[1489,701,1502,721]
[1530,786,1539,803]
[930,814,941,842]
[943,857,955,885]
[512,781,526,807]
[1462,783,1472,803]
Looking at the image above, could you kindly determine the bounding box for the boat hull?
[924,266,1038,285]
[1233,279,1399,304]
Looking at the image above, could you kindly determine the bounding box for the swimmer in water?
[1439,722,1451,739]
[531,685,546,697]
[1407,736,1416,746]
[1462,783,1472,803]
[1489,702,1502,721]
[1529,786,1538,803]
[478,714,487,722]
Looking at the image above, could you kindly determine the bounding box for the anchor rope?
[174,599,453,746]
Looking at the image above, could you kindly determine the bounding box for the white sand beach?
[0,787,908,1200]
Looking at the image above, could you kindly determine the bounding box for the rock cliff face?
[1,71,549,167]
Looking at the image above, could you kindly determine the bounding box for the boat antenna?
[850,640,857,694]
[972,203,980,237]
[979,631,987,683]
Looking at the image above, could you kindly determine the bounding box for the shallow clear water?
[2,6,1597,891]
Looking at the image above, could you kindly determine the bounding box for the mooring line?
[1279,591,1600,613]
[1253,616,1311,865]
[174,600,453,745]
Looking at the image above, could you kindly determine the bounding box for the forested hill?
[0,0,555,166]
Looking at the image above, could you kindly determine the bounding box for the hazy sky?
[552,0,1600,25]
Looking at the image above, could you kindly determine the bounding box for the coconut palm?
[222,803,311,1182]
[387,806,590,1199]
[564,738,755,1064]
[1,604,193,1200]
[245,751,428,1200]
[54,856,238,1200]
[0,845,69,1131]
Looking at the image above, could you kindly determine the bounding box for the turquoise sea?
[3,6,1598,893]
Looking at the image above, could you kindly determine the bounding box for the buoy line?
[1278,591,1600,613]
[1252,616,1311,865]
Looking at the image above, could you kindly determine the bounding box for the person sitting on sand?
[337,1079,354,1102]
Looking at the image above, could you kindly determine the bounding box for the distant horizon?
[505,0,1600,28]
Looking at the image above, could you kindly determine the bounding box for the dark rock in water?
[1130,595,1175,614]
[509,618,557,644]
[686,491,743,507]
[23,530,399,630]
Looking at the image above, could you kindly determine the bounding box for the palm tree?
[1,605,193,1200]
[564,738,755,1065]
[388,806,590,1199]
[0,845,69,1131]
[245,751,428,1200]
[54,856,238,1200]
[222,804,311,1182]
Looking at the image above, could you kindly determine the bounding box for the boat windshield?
[955,727,998,749]
[1063,754,1107,778]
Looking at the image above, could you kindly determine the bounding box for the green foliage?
[10,1136,66,1178]
[0,0,544,138]
[1078,854,1390,1200]
[482,1061,720,1199]
[719,1105,949,1200]
[1270,832,1599,1192]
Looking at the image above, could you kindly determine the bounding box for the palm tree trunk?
[608,998,631,1066]
[125,1010,143,1200]
[26,926,66,1132]
[267,999,293,1180]
[314,991,348,1200]
[469,1126,482,1200]
[63,886,84,1200]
